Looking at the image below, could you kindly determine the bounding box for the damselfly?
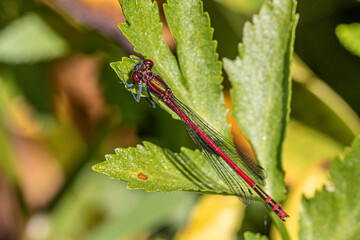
[115,58,289,221]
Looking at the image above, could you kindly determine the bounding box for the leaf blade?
[93,141,230,195]
[164,0,228,134]
[117,0,187,100]
[223,0,298,200]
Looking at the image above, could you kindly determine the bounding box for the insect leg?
[146,86,156,108]
[115,65,142,102]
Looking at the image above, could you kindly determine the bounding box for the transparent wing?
[172,96,267,185]
[170,96,267,202]
[183,120,254,203]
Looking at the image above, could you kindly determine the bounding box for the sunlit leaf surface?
[223,0,298,200]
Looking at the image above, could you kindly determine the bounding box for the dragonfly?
[114,57,289,221]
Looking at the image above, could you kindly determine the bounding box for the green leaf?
[336,23,360,57]
[0,72,19,183]
[0,13,68,64]
[115,0,227,133]
[244,232,269,240]
[93,141,230,195]
[223,0,298,200]
[163,0,228,134]
[117,0,187,102]
[299,136,360,240]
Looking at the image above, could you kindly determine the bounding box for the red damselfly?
[115,58,289,221]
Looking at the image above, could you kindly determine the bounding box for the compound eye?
[143,59,154,68]
[132,72,140,83]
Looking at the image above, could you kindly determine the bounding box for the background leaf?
[0,13,68,64]
[336,23,360,57]
[0,72,19,183]
[49,163,196,240]
[244,232,269,240]
[299,136,360,240]
[223,0,298,200]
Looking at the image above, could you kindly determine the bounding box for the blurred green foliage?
[295,0,360,115]
[336,23,360,57]
[300,136,360,240]
[0,0,359,239]
[0,13,68,64]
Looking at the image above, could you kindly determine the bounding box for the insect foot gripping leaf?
[299,136,360,240]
